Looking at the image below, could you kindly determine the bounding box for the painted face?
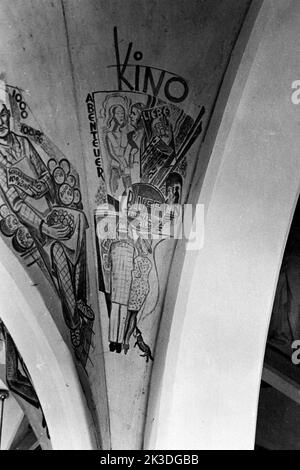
[130,107,141,128]
[114,106,125,126]
[0,104,10,139]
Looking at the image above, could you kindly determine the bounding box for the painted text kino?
[111,26,189,103]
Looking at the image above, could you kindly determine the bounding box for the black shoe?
[109,341,116,352]
[115,342,122,353]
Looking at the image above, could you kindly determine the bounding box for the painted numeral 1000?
[12,89,28,119]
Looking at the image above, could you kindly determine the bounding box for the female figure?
[123,237,152,354]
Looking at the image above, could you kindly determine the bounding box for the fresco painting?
[0,0,253,447]
[92,86,205,360]
[0,82,95,369]
[83,27,206,369]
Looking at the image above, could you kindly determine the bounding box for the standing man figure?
[0,101,94,361]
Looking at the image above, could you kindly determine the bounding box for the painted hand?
[41,222,71,240]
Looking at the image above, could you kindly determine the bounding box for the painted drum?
[59,183,74,206]
[12,226,34,252]
[53,167,65,185]
[0,214,20,237]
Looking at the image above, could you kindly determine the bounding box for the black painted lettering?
[114,26,134,91]
[96,166,104,179]
[135,64,140,92]
[164,76,189,103]
[87,103,94,114]
[90,121,97,132]
[86,93,93,103]
[143,66,165,97]
[91,131,98,139]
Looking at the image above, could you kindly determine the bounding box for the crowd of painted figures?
[0,81,203,367]
[94,91,203,360]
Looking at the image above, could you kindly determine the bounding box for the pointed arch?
[145,0,300,449]
[0,235,95,450]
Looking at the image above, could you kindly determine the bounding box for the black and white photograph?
[0,0,297,456]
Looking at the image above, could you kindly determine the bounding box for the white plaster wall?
[146,0,300,449]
